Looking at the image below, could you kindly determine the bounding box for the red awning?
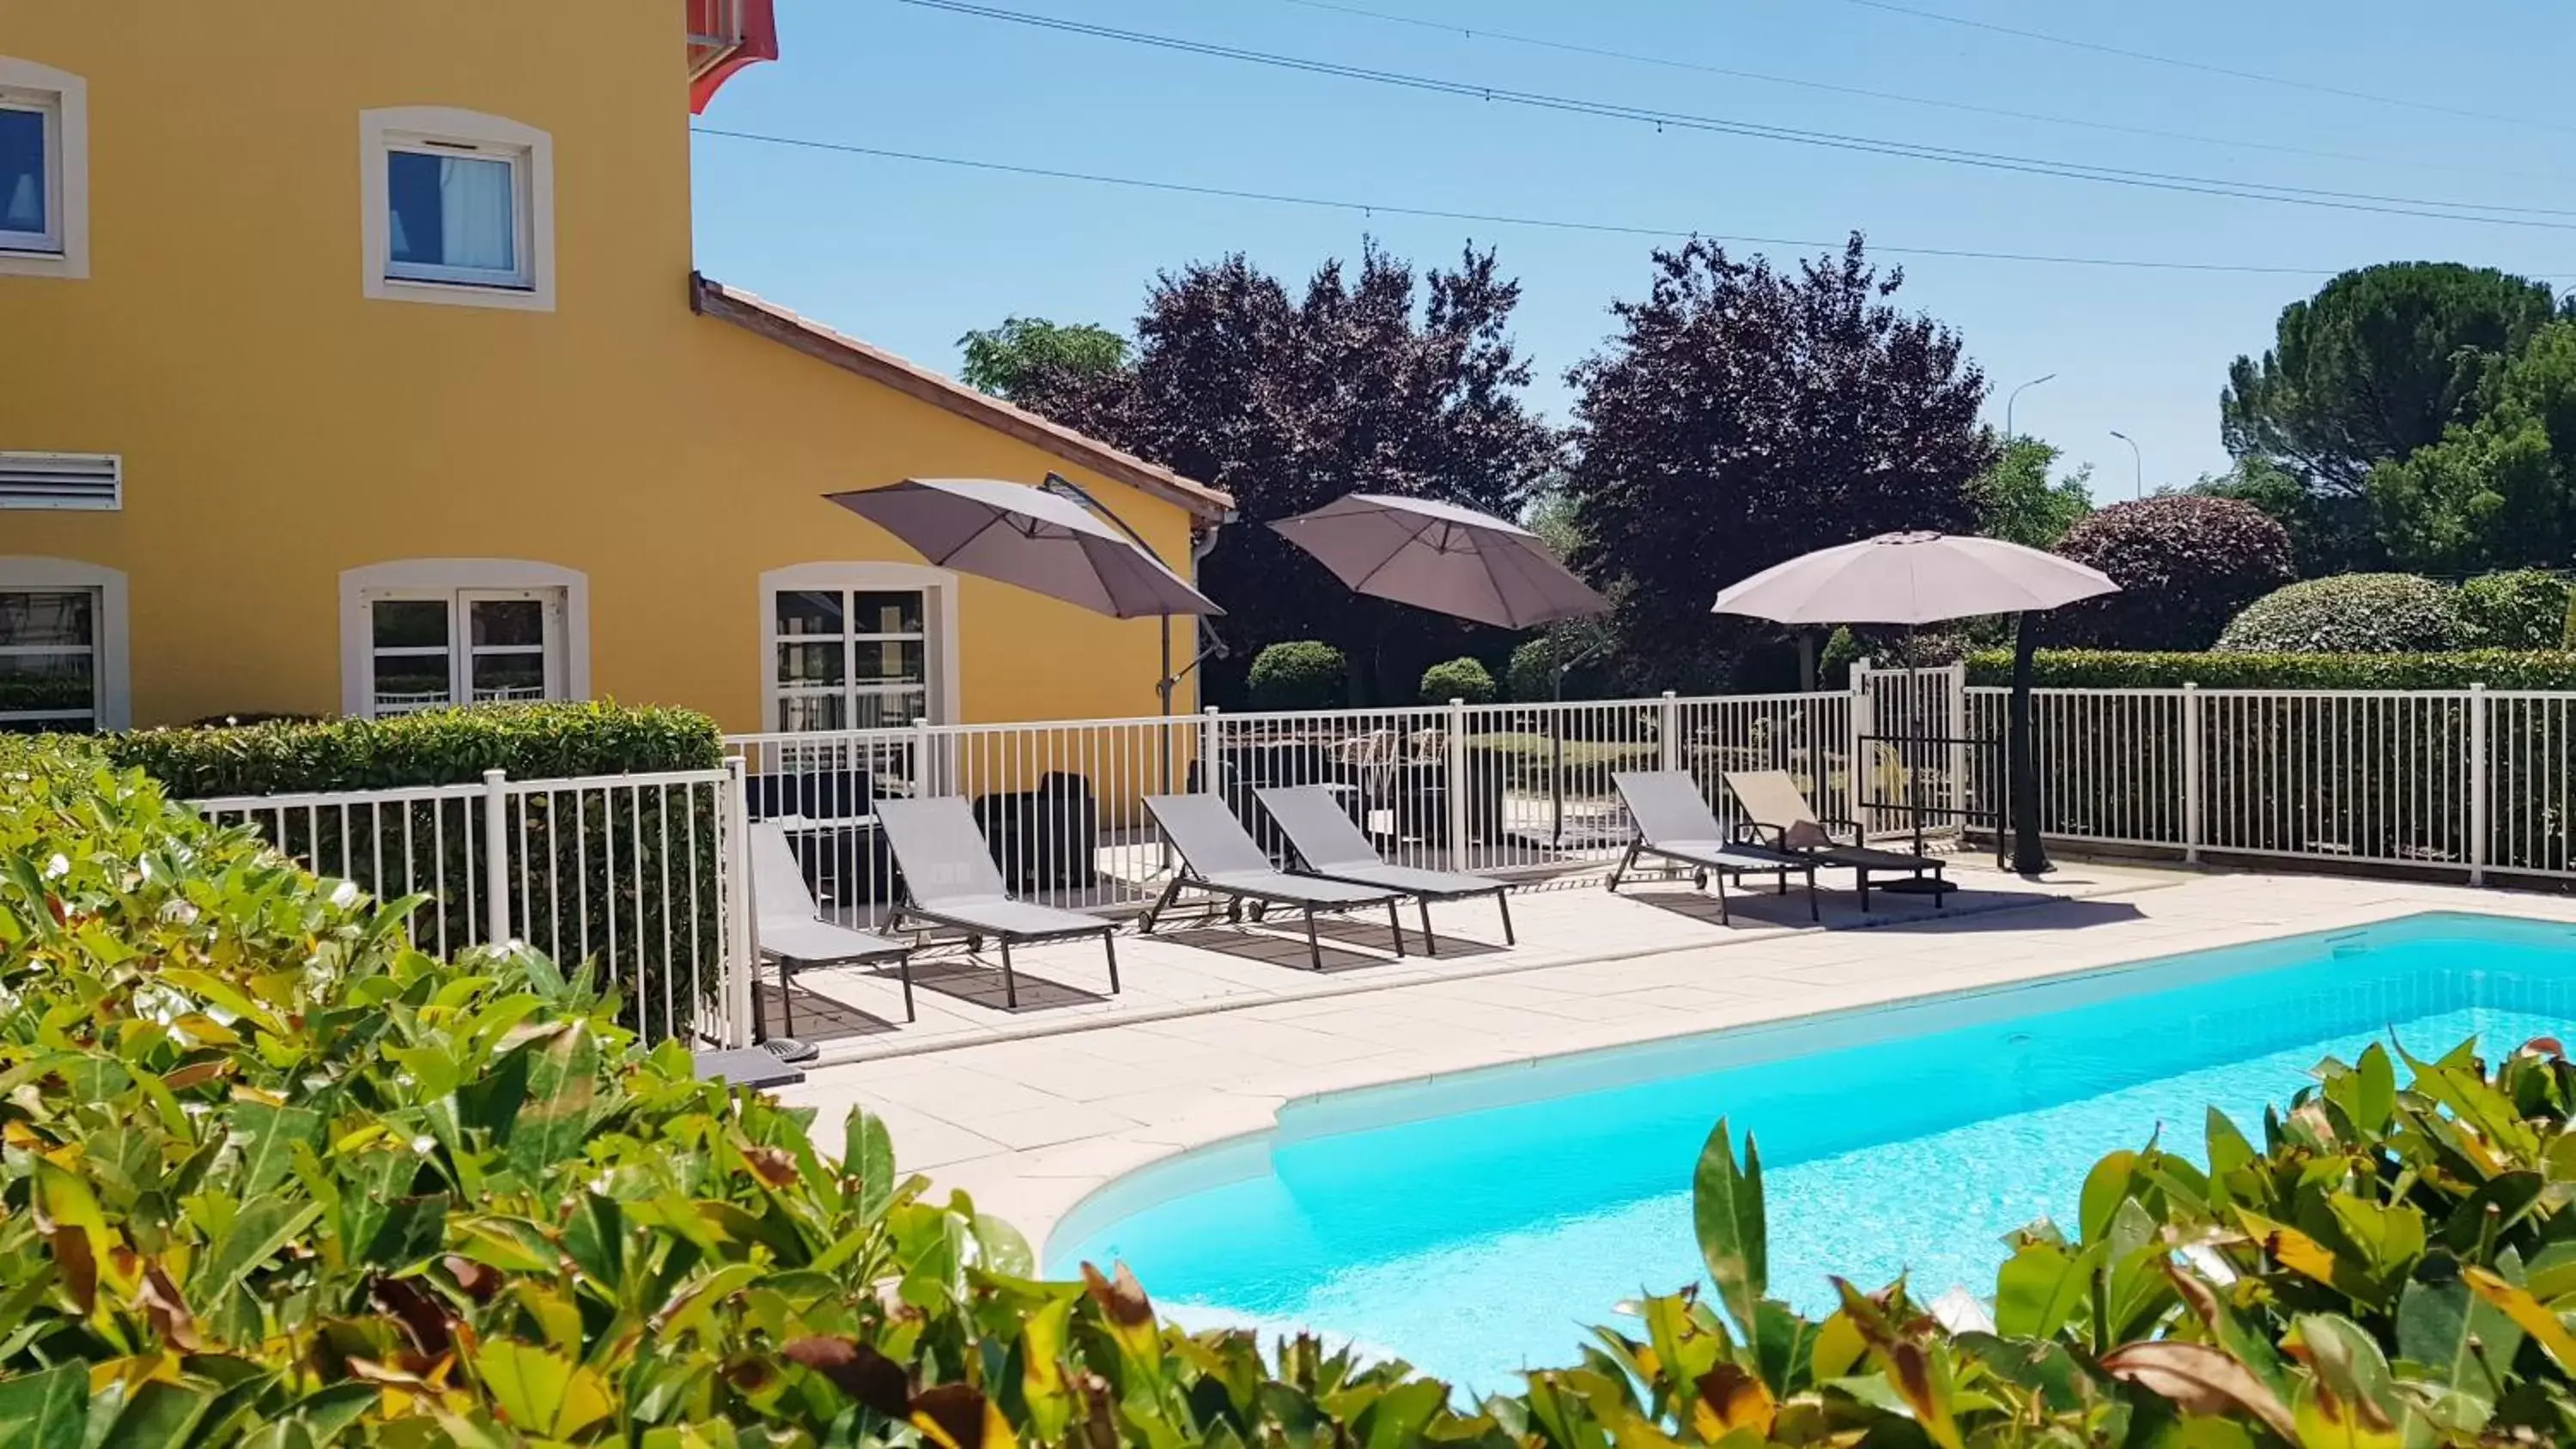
[688,0,779,114]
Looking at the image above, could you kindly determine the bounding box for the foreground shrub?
[15,743,2576,1442]
[1245,640,1346,710]
[2050,494,2296,650]
[2456,568,2572,649]
[2219,572,2466,653]
[1419,656,1498,704]
[1965,646,2576,689]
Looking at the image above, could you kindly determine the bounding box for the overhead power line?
[1267,0,2563,185]
[1826,0,2576,136]
[889,0,2576,232]
[689,125,2500,277]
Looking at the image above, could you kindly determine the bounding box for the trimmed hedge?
[1967,647,2576,690]
[107,699,723,797]
[2458,568,2573,649]
[2049,494,2295,650]
[2216,573,2465,654]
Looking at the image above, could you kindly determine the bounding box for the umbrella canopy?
[825,478,1221,620]
[1711,530,2115,627]
[1269,494,1610,630]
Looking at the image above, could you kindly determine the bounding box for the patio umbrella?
[825,477,1222,623]
[1712,531,2117,876]
[1269,494,1609,630]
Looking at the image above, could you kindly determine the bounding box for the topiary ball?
[2215,573,2467,654]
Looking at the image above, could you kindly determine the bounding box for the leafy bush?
[2456,568,2572,649]
[107,700,723,797]
[1419,656,1498,705]
[2218,573,2466,653]
[2050,494,2296,649]
[1245,640,1346,710]
[16,739,2576,1443]
[1966,647,2576,689]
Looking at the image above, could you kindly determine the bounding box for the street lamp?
[2004,373,2056,440]
[2109,430,2143,500]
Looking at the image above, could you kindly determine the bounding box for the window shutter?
[0,452,120,510]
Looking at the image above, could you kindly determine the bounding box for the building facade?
[0,2,1228,734]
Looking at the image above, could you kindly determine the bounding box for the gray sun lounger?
[751,822,914,1028]
[1253,784,1515,955]
[873,796,1120,1009]
[1140,792,1413,972]
[1722,769,1953,911]
[1607,771,1818,924]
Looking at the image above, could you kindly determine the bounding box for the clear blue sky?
[690,0,2576,503]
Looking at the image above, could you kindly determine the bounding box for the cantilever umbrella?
[1269,494,1610,630]
[827,477,1222,624]
[1712,531,2117,875]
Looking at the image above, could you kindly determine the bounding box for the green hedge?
[1968,647,2576,690]
[106,699,723,796]
[13,748,2576,1442]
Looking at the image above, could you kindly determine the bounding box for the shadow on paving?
[1613,880,2143,934]
[906,954,1110,1013]
[755,982,900,1042]
[1151,921,1406,974]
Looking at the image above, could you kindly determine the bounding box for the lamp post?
[2109,430,2143,500]
[2003,373,2056,440]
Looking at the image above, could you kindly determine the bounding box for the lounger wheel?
[965,933,984,952]
[1692,869,1709,890]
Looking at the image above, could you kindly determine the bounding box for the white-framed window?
[0,58,88,280]
[359,107,554,311]
[0,559,127,731]
[759,563,961,732]
[340,560,589,718]
[363,590,565,716]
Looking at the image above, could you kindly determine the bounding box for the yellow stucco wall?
[0,2,1209,733]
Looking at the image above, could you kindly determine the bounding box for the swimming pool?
[1047,911,2576,1390]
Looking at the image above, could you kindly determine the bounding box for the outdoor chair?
[1721,769,1953,911]
[750,822,914,1033]
[873,797,1121,1010]
[1140,792,1413,972]
[1254,783,1515,954]
[1607,771,1819,924]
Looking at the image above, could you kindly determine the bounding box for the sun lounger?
[1141,792,1413,972]
[751,822,913,1031]
[1607,771,1819,924]
[1722,769,1953,911]
[873,797,1120,1009]
[1253,784,1514,954]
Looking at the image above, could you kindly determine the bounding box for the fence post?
[1658,690,1680,773]
[1446,697,1470,872]
[2181,683,2202,864]
[913,715,938,797]
[1943,661,1967,840]
[2468,682,2488,887]
[721,756,756,1048]
[480,768,512,946]
[1201,706,1223,796]
[1848,660,1874,829]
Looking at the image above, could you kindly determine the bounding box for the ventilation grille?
[0,452,121,511]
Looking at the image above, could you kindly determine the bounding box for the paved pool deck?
[774,859,2576,1258]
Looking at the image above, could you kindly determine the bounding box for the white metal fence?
[175,674,2576,1050]
[1963,682,2576,883]
[189,766,754,1047]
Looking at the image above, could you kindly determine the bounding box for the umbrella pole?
[2009,610,2050,876]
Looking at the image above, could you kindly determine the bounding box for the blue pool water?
[1049,912,2576,1391]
